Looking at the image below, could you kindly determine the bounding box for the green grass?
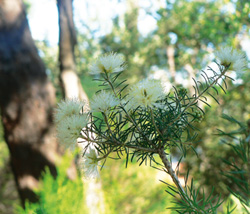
[16,153,86,214]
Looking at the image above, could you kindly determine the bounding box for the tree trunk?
[184,63,195,94]
[185,47,199,94]
[166,45,176,83]
[0,0,59,207]
[57,0,88,103]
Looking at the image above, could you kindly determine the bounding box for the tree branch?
[158,147,205,214]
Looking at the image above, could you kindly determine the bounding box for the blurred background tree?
[0,0,249,213]
[57,0,89,102]
[0,0,60,208]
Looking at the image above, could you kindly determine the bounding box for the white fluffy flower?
[82,148,100,179]
[90,90,119,113]
[127,79,165,109]
[54,98,84,123]
[215,47,246,72]
[56,114,88,150]
[90,52,126,75]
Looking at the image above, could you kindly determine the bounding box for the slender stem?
[158,148,187,198]
[158,147,205,214]
[104,72,117,96]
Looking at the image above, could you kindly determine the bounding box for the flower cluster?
[89,52,126,75]
[81,147,100,179]
[90,90,120,114]
[55,48,246,181]
[54,98,84,123]
[215,46,246,72]
[55,99,88,150]
[126,79,165,109]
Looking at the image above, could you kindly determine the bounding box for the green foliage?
[16,154,86,214]
[156,0,244,73]
[218,115,250,212]
[157,0,238,44]
[183,74,250,200]
[162,174,225,213]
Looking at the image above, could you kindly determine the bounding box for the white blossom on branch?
[56,114,88,150]
[54,98,84,123]
[215,46,246,72]
[127,79,165,109]
[89,52,126,75]
[90,90,119,114]
[81,148,100,179]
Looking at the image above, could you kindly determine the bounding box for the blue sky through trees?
[28,0,163,46]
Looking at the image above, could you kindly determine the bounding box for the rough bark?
[57,0,88,103]
[0,0,59,206]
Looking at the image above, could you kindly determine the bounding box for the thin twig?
[158,147,205,214]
